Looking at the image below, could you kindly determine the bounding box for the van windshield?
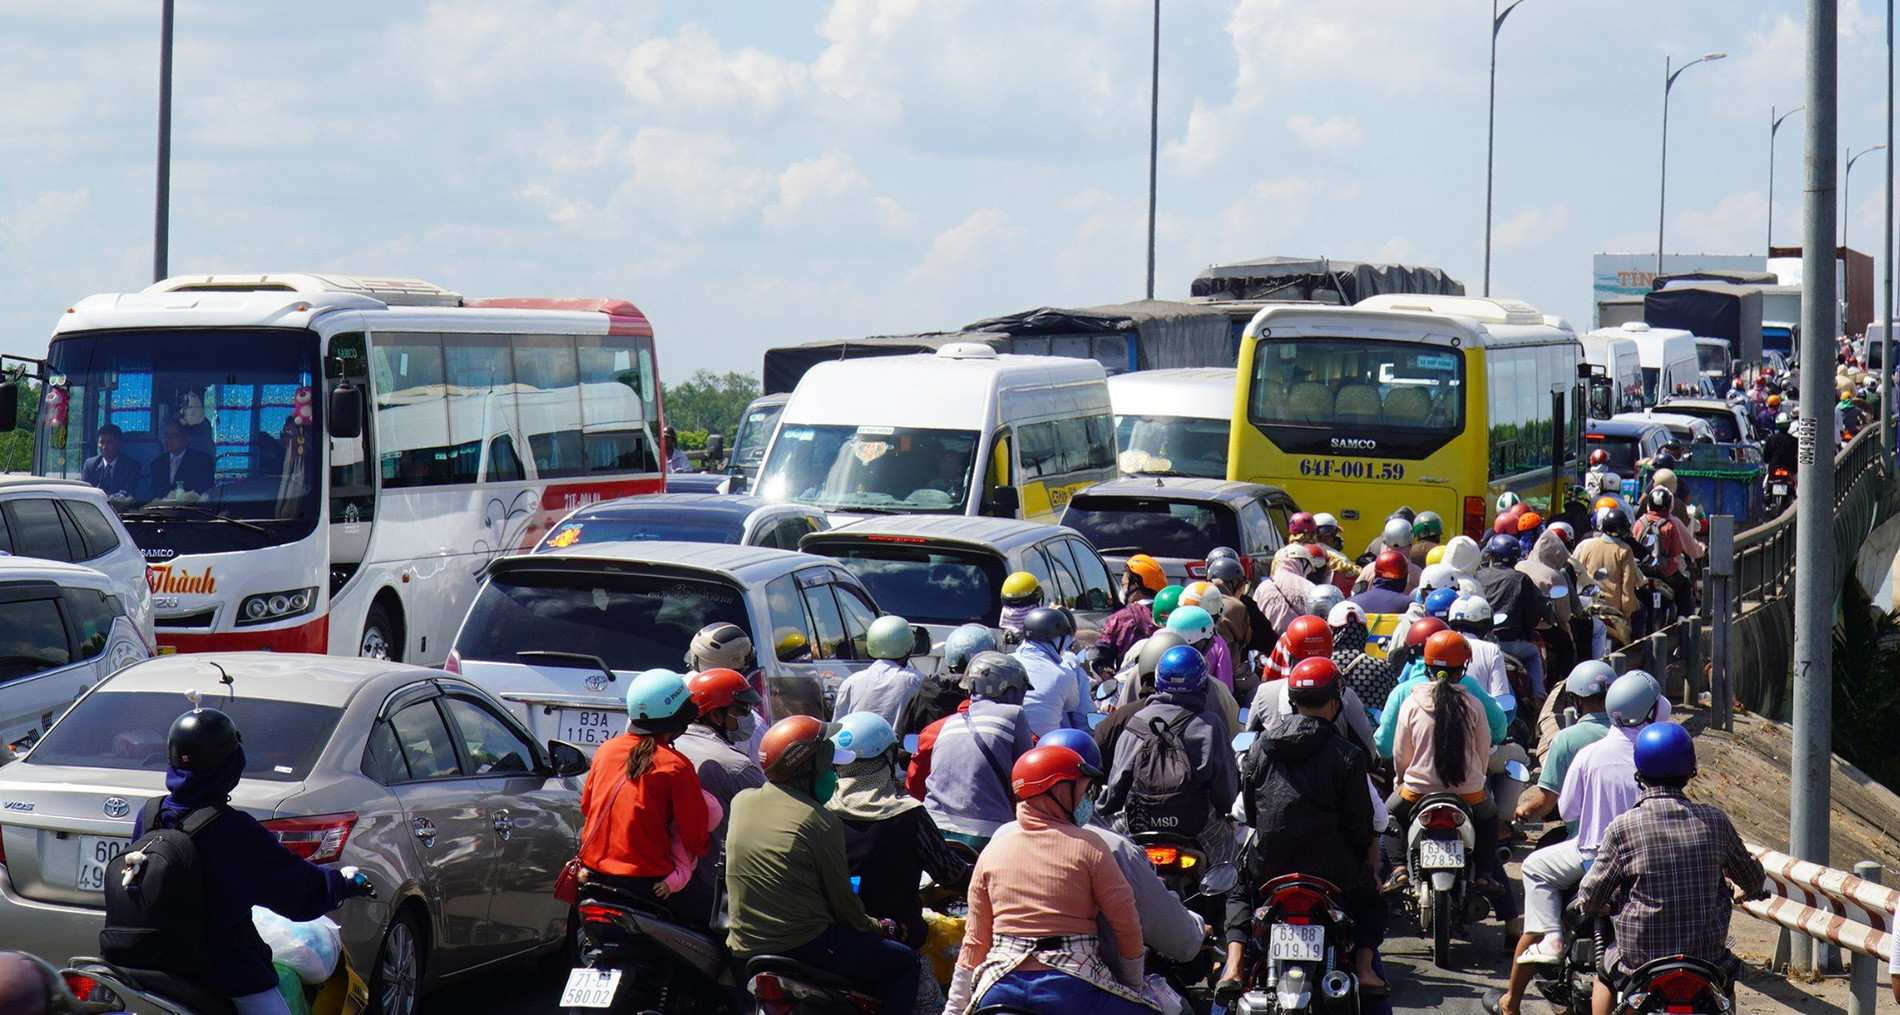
[456,568,751,672]
[757,425,979,514]
[1114,415,1230,479]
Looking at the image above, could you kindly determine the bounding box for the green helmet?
[1151,585,1185,625]
[866,615,915,661]
[1413,511,1444,541]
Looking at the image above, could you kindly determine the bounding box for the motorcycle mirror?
[1094,677,1120,702]
[902,734,919,754]
[1495,693,1517,714]
[1198,862,1240,897]
[1088,712,1108,731]
[1231,730,1257,752]
[1549,585,1570,599]
[1594,567,1610,581]
[1236,707,1250,729]
[1504,759,1531,782]
[1493,611,1511,627]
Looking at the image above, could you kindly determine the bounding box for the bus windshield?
[756,424,979,514]
[1114,415,1230,479]
[36,329,322,552]
[1247,336,1464,456]
[730,399,785,479]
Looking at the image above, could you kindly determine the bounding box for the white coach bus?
[14,274,666,664]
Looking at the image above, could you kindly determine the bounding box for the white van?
[1596,322,1698,406]
[756,344,1115,523]
[1106,367,1237,479]
[1579,333,1643,418]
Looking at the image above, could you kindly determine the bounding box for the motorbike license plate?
[76,836,129,893]
[1772,484,1789,496]
[1269,923,1326,961]
[560,968,622,1008]
[1651,592,1663,609]
[557,709,620,747]
[1418,839,1465,869]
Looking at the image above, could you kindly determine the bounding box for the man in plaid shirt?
[1572,724,1766,1015]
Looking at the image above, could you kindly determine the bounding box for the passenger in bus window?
[146,421,215,500]
[82,423,142,499]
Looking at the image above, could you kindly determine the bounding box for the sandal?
[1381,867,1411,894]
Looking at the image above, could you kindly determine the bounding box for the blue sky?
[0,0,1891,382]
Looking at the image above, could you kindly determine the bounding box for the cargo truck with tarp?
[1189,256,1464,305]
[1642,283,1763,366]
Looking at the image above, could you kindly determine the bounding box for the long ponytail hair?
[1429,674,1474,786]
[624,734,660,780]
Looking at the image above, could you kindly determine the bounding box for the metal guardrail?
[1738,847,1895,1014]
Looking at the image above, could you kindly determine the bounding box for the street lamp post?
[1843,144,1885,275]
[1657,51,1727,276]
[1484,0,1531,297]
[1144,0,1159,301]
[1768,105,1804,254]
[153,0,173,283]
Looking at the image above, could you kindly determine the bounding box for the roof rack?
[145,273,463,307]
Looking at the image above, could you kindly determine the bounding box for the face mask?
[812,768,839,805]
[1071,794,1097,827]
[730,709,757,743]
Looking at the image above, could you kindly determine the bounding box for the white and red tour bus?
[26,274,666,663]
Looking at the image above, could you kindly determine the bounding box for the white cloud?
[620,23,812,122]
[1495,205,1572,250]
[1286,114,1363,152]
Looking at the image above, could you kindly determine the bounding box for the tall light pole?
[153,0,174,283]
[1768,105,1804,254]
[1883,0,1895,460]
[1144,0,1159,300]
[1842,144,1885,311]
[1657,51,1727,276]
[1483,0,1532,297]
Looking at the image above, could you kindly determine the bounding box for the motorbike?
[1763,467,1793,517]
[60,951,369,1015]
[1535,908,1608,1015]
[742,955,880,1015]
[1136,831,1237,1015]
[1613,955,1732,1015]
[1229,874,1360,1015]
[562,880,746,1014]
[1401,793,1482,969]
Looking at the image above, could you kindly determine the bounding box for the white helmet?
[1419,563,1459,594]
[1381,517,1414,548]
[1443,535,1482,576]
[1307,584,1345,618]
[1313,512,1340,532]
[1328,601,1368,628]
[1447,594,1493,627]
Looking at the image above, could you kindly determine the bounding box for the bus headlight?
[237,588,317,626]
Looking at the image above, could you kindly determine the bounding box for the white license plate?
[76,836,129,893]
[557,709,620,746]
[1772,484,1789,495]
[1269,922,1326,961]
[560,968,622,1008]
[1418,838,1465,869]
[1651,592,1663,608]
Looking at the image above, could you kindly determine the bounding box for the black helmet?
[1646,486,1674,512]
[1021,606,1073,645]
[1652,450,1678,470]
[168,708,241,771]
[1600,507,1631,536]
[1206,557,1246,590]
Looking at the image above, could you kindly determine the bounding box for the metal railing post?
[1709,515,1735,727]
[1849,862,1883,1015]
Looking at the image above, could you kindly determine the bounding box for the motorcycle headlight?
[236,587,318,626]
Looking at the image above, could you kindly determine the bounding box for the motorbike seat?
[112,965,240,1015]
[1412,792,1471,814]
[744,954,867,992]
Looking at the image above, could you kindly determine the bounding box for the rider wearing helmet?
[1205,557,1274,691]
[1574,506,1641,631]
[1444,593,1513,714]
[1409,511,1445,566]
[901,623,997,735]
[1098,554,1168,667]
[834,614,926,731]
[687,621,755,675]
[728,716,920,1014]
[1261,614,1333,685]
[1221,656,1388,1000]
[1355,523,1422,595]
[827,713,972,956]
[1633,485,1703,620]
[1515,527,1582,692]
[102,707,374,1013]
[1306,582,1346,621]
[908,651,1038,848]
[1280,514,1357,587]
[1313,512,1345,550]
[1167,603,1233,692]
[676,668,769,915]
[998,571,1045,638]
[1103,646,1240,862]
[1442,533,1484,578]
[1515,664,1612,825]
[1014,606,1089,736]
[579,670,713,922]
[1257,545,1322,635]
[1151,584,1185,626]
[1573,725,1766,1012]
[1479,532,1553,698]
[947,746,1151,1015]
[1328,600,1398,706]
[1373,630,1507,762]
[1349,549,1415,615]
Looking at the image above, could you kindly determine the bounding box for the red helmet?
[1374,549,1407,581]
[1404,617,1449,648]
[759,715,846,783]
[1286,615,1334,659]
[687,668,761,713]
[1492,513,1516,535]
[1423,629,1473,669]
[1288,512,1317,536]
[1288,656,1342,694]
[1011,744,1099,800]
[1589,449,1609,466]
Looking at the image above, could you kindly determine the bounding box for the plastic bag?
[920,908,966,986]
[253,907,343,985]
[274,962,315,1015]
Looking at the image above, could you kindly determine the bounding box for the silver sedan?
[0,652,587,1015]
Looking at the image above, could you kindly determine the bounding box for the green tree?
[661,370,760,442]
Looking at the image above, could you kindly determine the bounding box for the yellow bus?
[1227,295,1583,542]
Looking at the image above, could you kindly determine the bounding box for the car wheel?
[371,911,424,1015]
[362,603,399,661]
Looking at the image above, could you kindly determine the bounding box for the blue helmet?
[1483,532,1522,564]
[1633,722,1696,780]
[1041,727,1103,770]
[942,623,999,674]
[831,712,897,760]
[626,669,695,733]
[1154,645,1207,695]
[1423,587,1460,619]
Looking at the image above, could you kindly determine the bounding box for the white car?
[0,477,153,643]
[0,557,151,748]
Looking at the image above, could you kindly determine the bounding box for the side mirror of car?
[705,431,725,461]
[328,381,364,440]
[986,485,1020,519]
[546,740,588,778]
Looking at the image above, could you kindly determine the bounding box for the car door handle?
[411,817,436,847]
[492,810,513,840]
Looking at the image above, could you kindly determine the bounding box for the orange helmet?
[1011,744,1098,800]
[1404,617,1449,649]
[1517,511,1544,532]
[759,715,845,782]
[1767,394,1781,408]
[1594,496,1619,512]
[1373,549,1408,581]
[687,668,760,713]
[1423,629,1473,670]
[1124,554,1167,592]
[1286,615,1334,659]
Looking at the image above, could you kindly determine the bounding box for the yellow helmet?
[1425,544,1448,566]
[1000,571,1044,607]
[774,627,810,662]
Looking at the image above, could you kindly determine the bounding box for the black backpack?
[100,799,223,979]
[1123,712,1207,836]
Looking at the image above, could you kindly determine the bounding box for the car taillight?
[1268,885,1328,921]
[1241,556,1255,580]
[1186,562,1208,578]
[1651,968,1711,1007]
[444,650,461,674]
[749,973,795,1015]
[1463,497,1486,539]
[263,813,357,863]
[577,903,620,924]
[1145,845,1180,868]
[1421,806,1466,830]
[0,825,8,867]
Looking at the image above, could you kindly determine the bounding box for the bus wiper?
[130,503,272,535]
